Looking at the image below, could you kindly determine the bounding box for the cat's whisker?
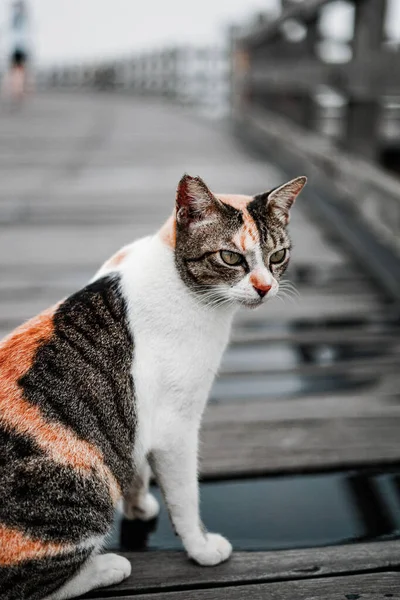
[279,286,300,297]
[273,293,285,304]
[279,280,300,297]
[280,289,300,300]
[279,282,300,295]
[279,285,298,296]
[277,290,299,305]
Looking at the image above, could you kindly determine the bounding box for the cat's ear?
[265,176,307,225]
[176,174,226,226]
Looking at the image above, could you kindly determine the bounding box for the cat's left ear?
[175,173,227,227]
[266,176,307,225]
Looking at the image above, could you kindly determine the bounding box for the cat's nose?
[253,284,271,298]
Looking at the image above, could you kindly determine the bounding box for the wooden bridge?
[2,0,400,597]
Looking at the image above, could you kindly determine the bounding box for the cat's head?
[169,173,306,308]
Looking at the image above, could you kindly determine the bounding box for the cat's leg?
[44,553,131,600]
[123,460,160,521]
[150,420,232,566]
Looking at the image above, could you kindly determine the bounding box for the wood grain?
[91,573,400,598]
[84,541,400,597]
[200,393,400,477]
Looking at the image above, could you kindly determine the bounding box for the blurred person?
[3,0,31,102]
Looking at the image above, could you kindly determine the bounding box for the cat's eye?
[220,250,244,266]
[270,249,287,264]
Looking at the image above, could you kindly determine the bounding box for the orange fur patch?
[216,194,252,211]
[159,214,177,249]
[0,309,121,506]
[104,249,128,269]
[159,194,260,251]
[217,195,260,251]
[0,523,70,566]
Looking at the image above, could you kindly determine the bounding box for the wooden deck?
[1,92,400,598]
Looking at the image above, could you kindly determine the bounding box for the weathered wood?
[200,393,400,477]
[237,0,400,178]
[232,328,399,346]
[248,54,400,98]
[344,0,387,158]
[90,572,400,599]
[220,353,399,377]
[205,392,400,424]
[85,541,400,597]
[352,0,386,58]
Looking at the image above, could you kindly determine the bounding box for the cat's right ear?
[176,174,225,227]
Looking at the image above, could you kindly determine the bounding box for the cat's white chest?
[120,236,235,463]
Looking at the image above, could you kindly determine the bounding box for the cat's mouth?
[239,298,264,309]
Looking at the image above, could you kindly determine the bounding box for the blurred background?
[1,0,400,571]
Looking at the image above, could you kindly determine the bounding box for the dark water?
[212,371,376,401]
[107,469,400,552]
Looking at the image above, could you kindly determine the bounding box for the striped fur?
[171,174,306,307]
[0,275,134,599]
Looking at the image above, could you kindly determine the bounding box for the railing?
[40,1,400,271]
[43,46,230,117]
[233,0,400,159]
[231,0,400,264]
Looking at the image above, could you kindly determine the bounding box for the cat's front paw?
[187,533,232,566]
[123,492,160,521]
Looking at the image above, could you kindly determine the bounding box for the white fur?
[44,554,131,600]
[95,233,285,566]
[230,243,280,306]
[123,461,160,521]
[58,229,283,598]
[118,234,236,565]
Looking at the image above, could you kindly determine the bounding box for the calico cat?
[0,173,306,600]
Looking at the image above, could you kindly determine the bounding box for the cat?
[0,173,306,600]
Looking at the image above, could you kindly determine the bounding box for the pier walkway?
[1,92,399,598]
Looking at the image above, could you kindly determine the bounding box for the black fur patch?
[0,458,114,542]
[248,194,292,277]
[0,423,42,467]
[0,548,92,600]
[18,275,136,493]
[0,275,136,598]
[175,203,244,292]
[247,194,270,245]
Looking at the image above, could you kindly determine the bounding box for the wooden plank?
[344,0,387,158]
[352,0,386,58]
[219,353,399,378]
[85,541,400,597]
[204,392,400,423]
[232,329,399,346]
[200,394,400,476]
[90,572,400,598]
[249,55,400,98]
